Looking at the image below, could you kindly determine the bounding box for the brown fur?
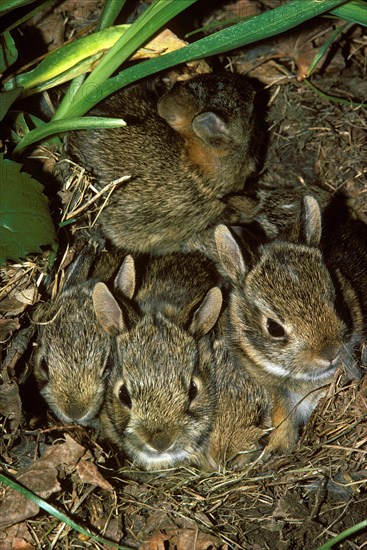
[32,246,125,426]
[66,72,261,254]
[205,311,269,469]
[93,253,223,470]
[215,196,365,453]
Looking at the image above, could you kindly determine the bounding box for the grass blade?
[3,25,130,93]
[331,0,367,25]
[0,471,133,549]
[306,22,350,77]
[97,0,127,31]
[13,116,126,155]
[315,520,367,550]
[75,0,197,87]
[0,0,40,15]
[62,0,349,119]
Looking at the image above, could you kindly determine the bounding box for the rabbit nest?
[1,69,367,549]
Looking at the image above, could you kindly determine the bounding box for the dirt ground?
[1,1,367,549]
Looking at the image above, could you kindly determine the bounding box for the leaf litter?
[1,1,367,549]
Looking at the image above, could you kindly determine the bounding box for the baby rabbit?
[214,196,364,454]
[205,310,269,469]
[66,72,261,254]
[32,245,124,426]
[93,252,223,470]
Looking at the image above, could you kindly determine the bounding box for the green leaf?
[8,111,61,146]
[0,30,18,72]
[0,88,22,121]
[0,0,40,15]
[0,153,56,264]
[97,0,127,31]
[13,116,126,154]
[331,0,367,26]
[57,0,349,120]
[315,519,367,550]
[3,25,130,94]
[55,0,198,119]
[307,22,350,77]
[0,471,133,549]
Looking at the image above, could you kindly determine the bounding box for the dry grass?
[1,45,367,550]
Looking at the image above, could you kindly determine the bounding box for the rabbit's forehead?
[243,248,337,318]
[116,324,199,377]
[42,322,110,369]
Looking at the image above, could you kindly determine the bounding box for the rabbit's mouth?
[294,362,338,381]
[129,446,196,471]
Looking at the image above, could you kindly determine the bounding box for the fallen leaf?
[76,460,113,491]
[142,528,223,550]
[0,435,86,528]
[0,318,20,342]
[132,29,187,60]
[0,379,22,431]
[0,522,35,549]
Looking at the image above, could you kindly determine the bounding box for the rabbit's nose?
[318,343,341,364]
[148,431,176,452]
[63,402,90,423]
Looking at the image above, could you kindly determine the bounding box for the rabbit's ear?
[215,224,247,282]
[93,283,128,336]
[189,287,222,337]
[63,242,98,291]
[114,255,135,299]
[192,112,231,145]
[293,196,322,247]
[158,92,190,131]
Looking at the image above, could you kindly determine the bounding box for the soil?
[1,1,366,549]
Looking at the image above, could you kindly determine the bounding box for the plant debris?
[1,1,366,549]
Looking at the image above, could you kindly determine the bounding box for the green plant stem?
[58,0,349,120]
[315,520,367,550]
[0,471,133,549]
[304,79,367,107]
[56,0,197,119]
[97,0,127,31]
[306,22,350,77]
[13,116,126,155]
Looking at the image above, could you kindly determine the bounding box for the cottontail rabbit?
[205,310,270,469]
[32,245,125,426]
[66,72,261,254]
[214,196,364,453]
[93,252,223,470]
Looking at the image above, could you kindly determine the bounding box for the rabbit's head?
[33,282,111,426]
[93,256,222,470]
[215,197,363,386]
[158,72,258,187]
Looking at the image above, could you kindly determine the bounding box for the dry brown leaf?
[140,531,172,550]
[171,528,222,550]
[76,459,113,491]
[0,522,35,550]
[132,29,187,60]
[142,528,222,550]
[0,379,22,431]
[0,435,86,528]
[40,433,86,474]
[0,318,20,342]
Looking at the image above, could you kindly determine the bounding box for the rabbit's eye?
[118,384,132,408]
[266,318,286,338]
[188,380,198,402]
